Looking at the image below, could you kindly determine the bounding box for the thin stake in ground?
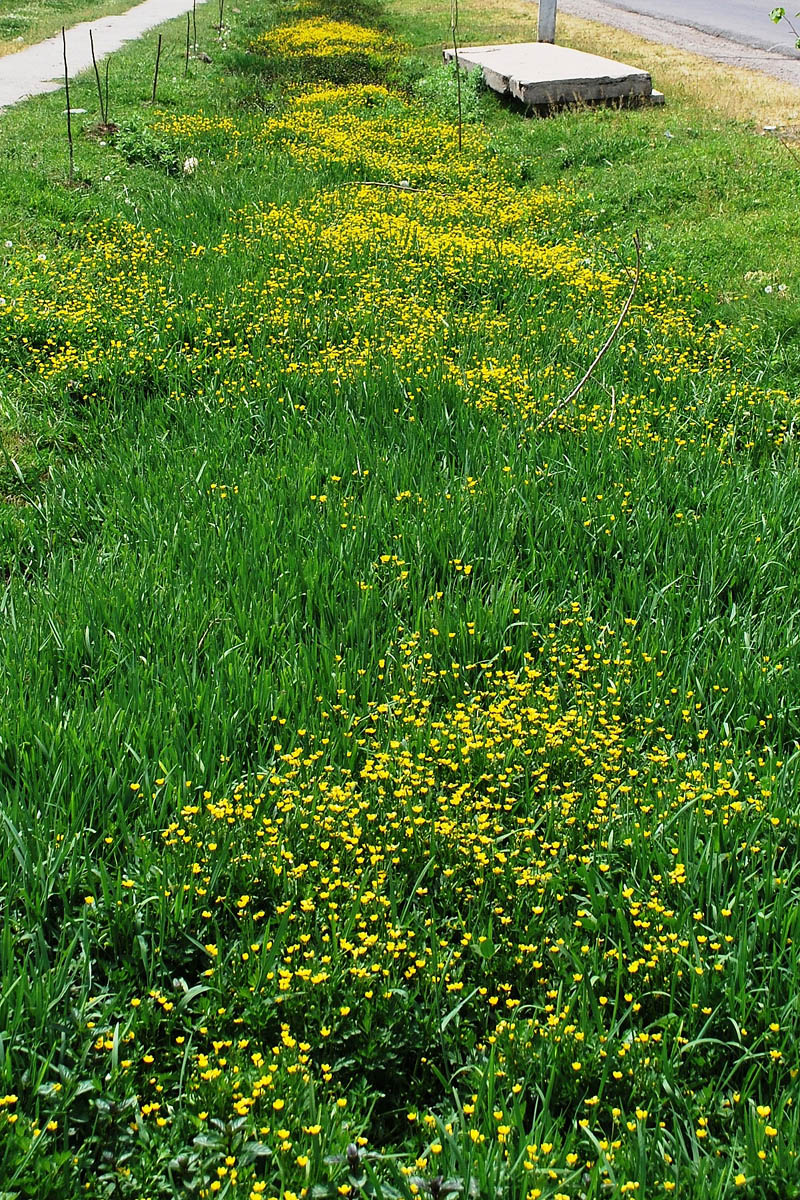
[90,29,106,125]
[62,26,74,181]
[193,0,197,52]
[450,0,463,152]
[151,33,162,104]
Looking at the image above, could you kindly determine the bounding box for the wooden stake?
[90,29,106,124]
[218,0,225,38]
[151,32,162,104]
[62,27,74,181]
[193,0,197,52]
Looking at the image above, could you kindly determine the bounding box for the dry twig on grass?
[341,180,424,192]
[535,231,641,430]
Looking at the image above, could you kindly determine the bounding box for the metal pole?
[538,0,557,42]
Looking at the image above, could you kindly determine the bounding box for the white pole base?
[538,0,557,43]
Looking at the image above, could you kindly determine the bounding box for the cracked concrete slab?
[444,42,661,107]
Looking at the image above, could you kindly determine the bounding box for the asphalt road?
[596,0,800,56]
[558,0,800,85]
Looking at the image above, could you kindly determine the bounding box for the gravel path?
[0,0,209,111]
[559,0,800,88]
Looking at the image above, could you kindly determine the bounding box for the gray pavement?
[0,0,209,111]
[588,0,800,56]
[558,0,800,86]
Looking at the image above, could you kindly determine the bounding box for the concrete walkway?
[0,0,209,111]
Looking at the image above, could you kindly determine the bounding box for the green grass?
[1,2,800,1198]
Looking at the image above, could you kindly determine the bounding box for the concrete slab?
[443,42,664,109]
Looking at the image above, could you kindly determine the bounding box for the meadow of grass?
[1,1,800,1197]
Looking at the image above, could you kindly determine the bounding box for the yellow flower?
[250,17,395,61]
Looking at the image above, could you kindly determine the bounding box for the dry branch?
[535,231,641,431]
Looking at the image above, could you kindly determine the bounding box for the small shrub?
[113,120,181,174]
[387,52,428,92]
[412,61,485,124]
